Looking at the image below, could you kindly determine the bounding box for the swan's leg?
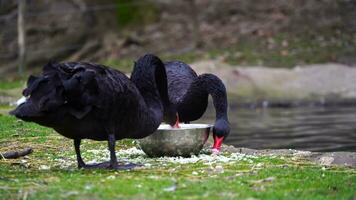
[173,113,180,128]
[107,133,139,170]
[107,133,118,168]
[74,139,86,168]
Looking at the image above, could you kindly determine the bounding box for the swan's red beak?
[212,135,224,154]
[173,113,180,128]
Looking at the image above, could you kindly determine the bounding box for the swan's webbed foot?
[74,134,141,170]
[112,163,140,170]
[79,161,140,170]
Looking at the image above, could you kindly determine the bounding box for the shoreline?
[220,143,356,168]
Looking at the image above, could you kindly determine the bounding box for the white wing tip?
[16,96,27,106]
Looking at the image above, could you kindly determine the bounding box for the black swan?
[10,54,170,169]
[163,61,230,153]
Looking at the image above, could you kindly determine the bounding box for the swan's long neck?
[196,74,230,152]
[130,54,169,128]
[176,73,229,124]
[192,74,228,121]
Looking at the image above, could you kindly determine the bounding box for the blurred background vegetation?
[0,0,355,79]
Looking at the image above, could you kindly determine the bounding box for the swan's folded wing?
[41,61,130,120]
[52,63,103,119]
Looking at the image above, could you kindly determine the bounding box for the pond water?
[198,105,356,152]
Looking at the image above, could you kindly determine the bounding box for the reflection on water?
[198,105,356,152]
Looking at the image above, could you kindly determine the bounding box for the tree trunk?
[18,0,26,76]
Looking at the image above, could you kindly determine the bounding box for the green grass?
[0,80,24,90]
[0,114,355,199]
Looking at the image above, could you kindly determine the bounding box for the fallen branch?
[0,148,33,159]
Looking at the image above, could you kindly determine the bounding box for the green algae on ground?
[0,115,355,200]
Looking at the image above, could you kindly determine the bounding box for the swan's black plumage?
[10,54,168,169]
[164,61,230,152]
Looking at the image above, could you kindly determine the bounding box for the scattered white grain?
[163,185,177,192]
[52,147,258,169]
[106,175,116,180]
[84,185,93,190]
[215,165,224,173]
[39,165,50,170]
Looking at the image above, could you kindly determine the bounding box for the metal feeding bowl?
[138,124,212,157]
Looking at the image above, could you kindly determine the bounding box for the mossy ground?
[0,114,355,200]
[102,31,356,74]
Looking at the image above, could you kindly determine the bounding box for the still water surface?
[198,106,356,152]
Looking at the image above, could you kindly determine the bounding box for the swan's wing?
[164,61,197,104]
[40,61,134,120]
[42,62,104,119]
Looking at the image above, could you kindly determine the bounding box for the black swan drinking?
[163,61,230,153]
[10,54,169,169]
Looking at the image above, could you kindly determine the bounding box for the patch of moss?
[115,0,159,28]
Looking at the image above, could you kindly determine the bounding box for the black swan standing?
[163,61,230,153]
[10,54,170,169]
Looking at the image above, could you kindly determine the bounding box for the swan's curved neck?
[130,55,169,123]
[175,73,228,124]
[198,74,228,121]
